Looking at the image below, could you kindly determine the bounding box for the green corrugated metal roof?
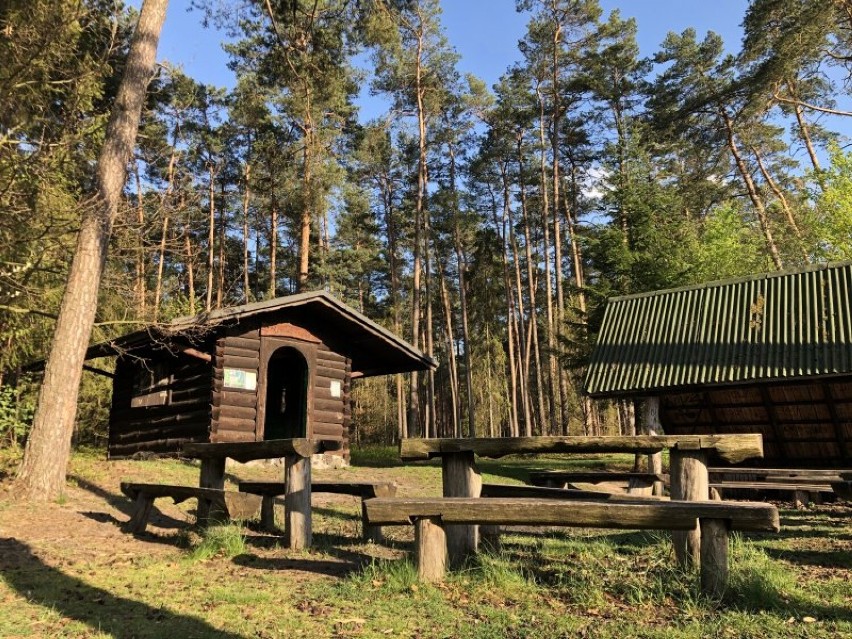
[584,262,852,396]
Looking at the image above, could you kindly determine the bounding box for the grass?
[0,448,850,638]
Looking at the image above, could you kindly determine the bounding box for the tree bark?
[16,0,168,501]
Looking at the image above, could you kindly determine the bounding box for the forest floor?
[0,447,850,638]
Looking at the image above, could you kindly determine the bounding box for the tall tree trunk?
[269,207,278,298]
[134,163,147,318]
[517,134,547,435]
[536,85,558,433]
[438,266,460,437]
[153,212,169,322]
[408,25,428,438]
[298,140,312,291]
[16,0,168,501]
[242,163,252,303]
[206,163,216,311]
[750,144,810,262]
[216,179,226,308]
[721,109,783,270]
[184,221,196,315]
[785,79,821,173]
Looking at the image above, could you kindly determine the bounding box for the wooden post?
[363,500,384,544]
[699,518,729,599]
[415,517,447,582]
[198,457,226,525]
[480,525,502,552]
[670,448,709,568]
[642,397,664,496]
[442,451,482,565]
[125,493,154,534]
[285,454,311,549]
[260,495,277,531]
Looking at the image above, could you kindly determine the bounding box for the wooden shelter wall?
[660,378,852,466]
[209,321,351,457]
[211,326,261,443]
[108,354,212,458]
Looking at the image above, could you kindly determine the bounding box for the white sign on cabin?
[223,368,257,391]
[330,380,342,398]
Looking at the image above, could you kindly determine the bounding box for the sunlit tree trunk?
[17,0,168,501]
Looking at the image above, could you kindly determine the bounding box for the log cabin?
[584,261,852,468]
[82,292,436,462]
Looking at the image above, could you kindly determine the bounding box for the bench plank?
[182,438,336,462]
[120,483,261,532]
[481,483,670,501]
[364,497,780,532]
[400,435,764,464]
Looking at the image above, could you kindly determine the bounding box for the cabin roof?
[584,261,852,397]
[85,291,436,377]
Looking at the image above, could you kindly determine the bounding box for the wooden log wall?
[108,354,213,458]
[313,346,351,459]
[211,328,261,443]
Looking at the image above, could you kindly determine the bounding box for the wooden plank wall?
[314,346,350,459]
[107,354,212,458]
[211,328,261,443]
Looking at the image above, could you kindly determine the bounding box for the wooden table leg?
[670,448,709,568]
[699,518,729,599]
[415,516,447,582]
[198,457,226,525]
[285,453,311,549]
[442,451,482,566]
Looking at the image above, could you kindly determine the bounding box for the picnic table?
[399,434,765,566]
[181,438,341,549]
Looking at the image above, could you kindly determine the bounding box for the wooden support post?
[699,518,729,599]
[363,500,383,544]
[125,493,154,534]
[442,451,482,565]
[260,495,277,531]
[415,516,447,582]
[642,397,665,496]
[670,448,709,568]
[285,454,311,550]
[198,457,226,525]
[793,489,809,510]
[480,525,502,552]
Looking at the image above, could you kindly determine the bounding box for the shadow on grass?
[762,546,852,570]
[0,538,244,639]
[70,475,190,531]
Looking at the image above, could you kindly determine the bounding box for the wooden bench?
[120,482,262,534]
[481,483,669,501]
[364,497,780,599]
[238,480,398,542]
[708,467,850,506]
[400,434,765,568]
[528,471,669,496]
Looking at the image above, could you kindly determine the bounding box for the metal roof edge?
[606,260,852,304]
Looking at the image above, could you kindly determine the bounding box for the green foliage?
[808,144,852,262]
[694,203,771,282]
[0,383,34,447]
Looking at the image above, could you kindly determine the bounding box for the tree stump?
[442,451,482,565]
[285,454,311,549]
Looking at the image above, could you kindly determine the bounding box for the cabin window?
[131,360,170,408]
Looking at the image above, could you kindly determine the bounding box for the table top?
[182,438,342,462]
[399,434,764,464]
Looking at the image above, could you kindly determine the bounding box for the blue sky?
[153,0,750,108]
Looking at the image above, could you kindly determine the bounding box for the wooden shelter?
[84,292,435,460]
[584,262,852,467]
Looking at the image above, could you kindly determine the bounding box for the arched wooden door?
[262,346,308,440]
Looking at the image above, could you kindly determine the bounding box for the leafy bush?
[0,383,34,448]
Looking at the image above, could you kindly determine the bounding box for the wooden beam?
[181,347,212,363]
[82,364,114,378]
[183,438,338,462]
[399,434,764,464]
